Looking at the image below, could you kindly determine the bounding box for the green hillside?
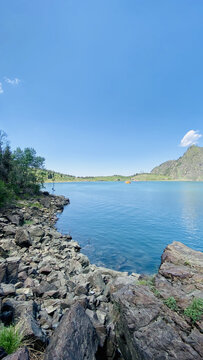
[37,146,203,183]
[37,169,132,183]
[151,145,203,180]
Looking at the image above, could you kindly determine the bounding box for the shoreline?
[44,179,203,183]
[0,193,202,359]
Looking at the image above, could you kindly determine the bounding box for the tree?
[11,147,45,194]
[0,129,46,205]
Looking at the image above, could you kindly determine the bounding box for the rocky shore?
[0,193,202,360]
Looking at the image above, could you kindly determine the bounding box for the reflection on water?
[45,182,203,274]
[180,187,203,243]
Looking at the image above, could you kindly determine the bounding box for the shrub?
[164,297,178,311]
[0,325,22,354]
[0,180,13,207]
[137,276,155,287]
[184,260,191,267]
[23,220,34,225]
[184,298,203,323]
[30,202,43,209]
[136,276,161,298]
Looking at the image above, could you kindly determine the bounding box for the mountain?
[151,145,203,180]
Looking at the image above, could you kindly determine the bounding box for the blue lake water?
[45,182,203,274]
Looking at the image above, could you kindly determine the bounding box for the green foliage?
[11,147,45,194]
[23,219,34,225]
[164,297,178,311]
[38,169,133,183]
[0,130,45,202]
[136,276,161,297]
[151,287,161,298]
[184,260,191,267]
[137,276,155,286]
[29,202,43,209]
[137,279,149,285]
[132,173,172,181]
[0,325,22,354]
[0,180,13,207]
[184,298,203,323]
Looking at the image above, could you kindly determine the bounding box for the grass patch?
[184,298,203,323]
[151,288,161,298]
[23,220,34,225]
[184,260,191,267]
[164,297,178,311]
[136,276,161,298]
[26,202,43,209]
[137,276,155,287]
[0,325,23,354]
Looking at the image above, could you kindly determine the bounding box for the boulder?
[3,225,16,237]
[15,229,32,248]
[6,213,24,226]
[6,257,21,284]
[17,314,46,346]
[0,261,7,283]
[44,303,99,360]
[3,347,29,360]
[0,246,9,259]
[28,226,45,241]
[33,281,58,297]
[0,284,16,296]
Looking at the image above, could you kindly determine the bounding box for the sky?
[0,0,203,176]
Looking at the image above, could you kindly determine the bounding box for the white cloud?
[0,83,3,94]
[180,130,202,147]
[4,77,20,86]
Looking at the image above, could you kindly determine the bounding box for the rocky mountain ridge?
[151,145,203,180]
[0,194,202,359]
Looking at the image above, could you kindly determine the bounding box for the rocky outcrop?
[110,241,203,359]
[112,284,202,359]
[156,241,203,309]
[0,193,202,360]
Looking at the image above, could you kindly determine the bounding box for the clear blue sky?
[0,0,203,176]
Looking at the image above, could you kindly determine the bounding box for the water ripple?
[46,182,203,273]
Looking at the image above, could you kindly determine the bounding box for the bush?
[184,298,203,323]
[0,325,22,354]
[164,297,178,311]
[0,180,13,207]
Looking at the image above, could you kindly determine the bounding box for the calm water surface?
[45,182,203,274]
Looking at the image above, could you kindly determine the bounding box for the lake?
[45,182,203,274]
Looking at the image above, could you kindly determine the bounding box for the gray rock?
[112,284,203,360]
[0,283,16,296]
[33,281,58,297]
[44,303,99,360]
[6,213,24,226]
[3,225,16,236]
[18,313,46,346]
[7,257,21,284]
[28,226,45,241]
[0,261,7,283]
[3,347,29,360]
[15,229,32,248]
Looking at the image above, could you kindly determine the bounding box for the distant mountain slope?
[151,145,203,180]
